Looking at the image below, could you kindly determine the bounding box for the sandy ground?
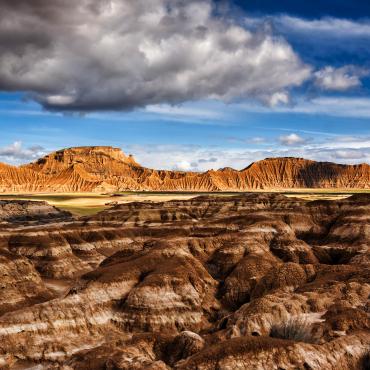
[0,190,366,216]
[0,193,200,215]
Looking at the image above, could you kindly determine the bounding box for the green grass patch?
[58,205,107,216]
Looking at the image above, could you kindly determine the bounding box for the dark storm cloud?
[0,0,312,112]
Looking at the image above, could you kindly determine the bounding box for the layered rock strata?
[0,193,369,368]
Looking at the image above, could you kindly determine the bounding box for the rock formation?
[0,146,369,192]
[0,193,369,369]
[0,200,71,223]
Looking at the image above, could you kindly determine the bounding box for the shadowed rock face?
[0,146,369,192]
[0,200,72,223]
[0,194,369,369]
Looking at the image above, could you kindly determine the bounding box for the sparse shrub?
[361,350,370,370]
[269,317,319,344]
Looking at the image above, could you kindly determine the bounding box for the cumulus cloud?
[126,141,369,172]
[0,141,46,164]
[172,160,195,171]
[314,66,368,91]
[265,92,290,107]
[0,0,311,112]
[244,15,370,72]
[279,133,308,146]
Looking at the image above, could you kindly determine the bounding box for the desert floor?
[0,189,369,216]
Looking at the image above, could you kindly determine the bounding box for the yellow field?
[0,192,197,216]
[0,189,368,216]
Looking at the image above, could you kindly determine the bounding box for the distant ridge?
[0,146,369,192]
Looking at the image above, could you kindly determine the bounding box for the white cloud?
[275,16,370,38]
[173,160,194,171]
[315,136,370,150]
[0,0,311,112]
[265,92,290,107]
[279,133,307,146]
[145,104,223,120]
[239,97,370,119]
[244,15,370,39]
[126,141,369,172]
[314,66,368,91]
[46,95,77,106]
[0,141,46,164]
[333,150,366,160]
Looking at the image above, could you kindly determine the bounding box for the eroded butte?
[0,146,369,192]
[0,194,369,369]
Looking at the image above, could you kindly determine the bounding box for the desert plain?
[0,189,368,216]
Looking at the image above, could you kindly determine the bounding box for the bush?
[269,317,319,344]
[361,350,370,370]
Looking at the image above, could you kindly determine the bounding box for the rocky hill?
[0,200,71,223]
[0,193,369,368]
[0,146,369,192]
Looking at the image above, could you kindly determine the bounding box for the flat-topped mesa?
[26,146,141,175]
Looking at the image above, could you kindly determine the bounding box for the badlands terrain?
[0,147,369,369]
[0,192,369,369]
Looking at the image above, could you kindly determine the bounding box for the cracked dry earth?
[0,194,369,369]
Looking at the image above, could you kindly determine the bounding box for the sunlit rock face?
[0,193,369,369]
[0,147,369,192]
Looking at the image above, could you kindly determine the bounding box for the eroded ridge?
[0,194,369,369]
[1,146,369,192]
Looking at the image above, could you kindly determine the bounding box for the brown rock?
[0,193,368,369]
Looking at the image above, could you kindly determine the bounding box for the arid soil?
[0,193,202,216]
[0,146,369,192]
[0,193,369,369]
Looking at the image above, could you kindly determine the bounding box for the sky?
[0,0,369,171]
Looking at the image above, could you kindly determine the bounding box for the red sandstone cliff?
[0,146,369,192]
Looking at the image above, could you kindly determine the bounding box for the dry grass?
[269,317,319,344]
[0,189,367,216]
[0,192,198,216]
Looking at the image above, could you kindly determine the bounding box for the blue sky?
[0,0,369,170]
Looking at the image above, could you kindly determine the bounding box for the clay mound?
[0,200,71,223]
[241,157,370,189]
[0,194,369,369]
[0,146,368,192]
[0,162,49,192]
